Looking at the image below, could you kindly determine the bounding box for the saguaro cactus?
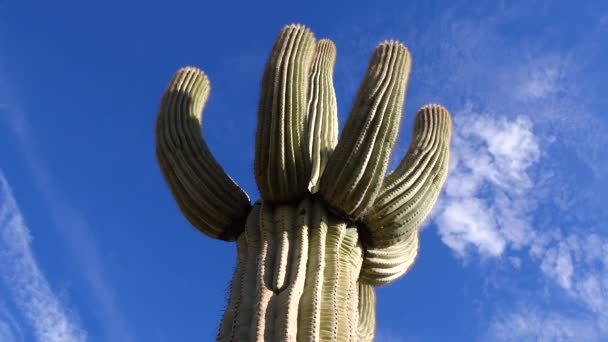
[156,24,452,341]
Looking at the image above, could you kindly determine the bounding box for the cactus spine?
[156,24,452,341]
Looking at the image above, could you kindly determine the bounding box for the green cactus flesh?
[318,39,411,221]
[156,24,452,341]
[156,68,251,241]
[254,25,316,203]
[217,198,363,341]
[306,39,339,194]
[356,283,376,342]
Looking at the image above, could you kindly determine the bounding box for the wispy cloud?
[432,95,608,342]
[0,53,133,342]
[512,55,565,100]
[0,170,86,342]
[0,322,16,342]
[477,229,608,341]
[384,3,608,340]
[485,305,604,342]
[432,106,540,258]
[331,3,608,339]
[0,298,23,342]
[532,232,608,319]
[426,98,608,341]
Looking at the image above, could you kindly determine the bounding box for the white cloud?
[433,105,540,258]
[539,240,574,290]
[0,320,16,342]
[513,57,563,100]
[0,65,133,341]
[0,171,86,342]
[0,299,23,342]
[344,3,608,340]
[486,306,604,342]
[535,233,608,315]
[431,104,608,339]
[435,198,505,256]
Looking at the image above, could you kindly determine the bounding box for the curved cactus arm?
[365,104,452,248]
[254,24,316,202]
[156,67,251,241]
[357,282,376,342]
[319,41,412,220]
[359,228,419,285]
[306,39,339,193]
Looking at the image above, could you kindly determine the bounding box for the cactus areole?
[156,24,452,341]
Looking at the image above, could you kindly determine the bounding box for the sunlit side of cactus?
[156,24,452,341]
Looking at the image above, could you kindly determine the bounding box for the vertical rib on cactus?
[319,41,411,220]
[156,23,453,342]
[217,198,363,341]
[156,67,251,241]
[255,25,316,202]
[357,283,376,342]
[359,229,419,285]
[366,104,452,248]
[306,39,338,193]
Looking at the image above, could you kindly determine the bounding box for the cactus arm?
[156,67,251,241]
[359,228,419,285]
[157,24,454,341]
[255,25,316,202]
[365,104,452,249]
[306,39,339,193]
[357,282,376,342]
[319,41,412,220]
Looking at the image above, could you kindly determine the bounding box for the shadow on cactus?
[156,23,452,341]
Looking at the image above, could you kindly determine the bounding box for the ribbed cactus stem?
[357,283,376,342]
[360,229,419,285]
[319,41,411,220]
[255,24,316,202]
[366,104,452,248]
[156,67,251,240]
[156,23,453,342]
[217,198,363,341]
[306,39,339,193]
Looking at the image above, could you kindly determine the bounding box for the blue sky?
[1,1,607,341]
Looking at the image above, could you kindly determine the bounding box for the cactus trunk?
[218,198,364,341]
[155,24,452,341]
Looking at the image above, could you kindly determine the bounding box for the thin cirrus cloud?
[330,4,608,339]
[0,170,86,342]
[0,64,133,341]
[485,306,604,342]
[0,297,24,342]
[0,321,17,342]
